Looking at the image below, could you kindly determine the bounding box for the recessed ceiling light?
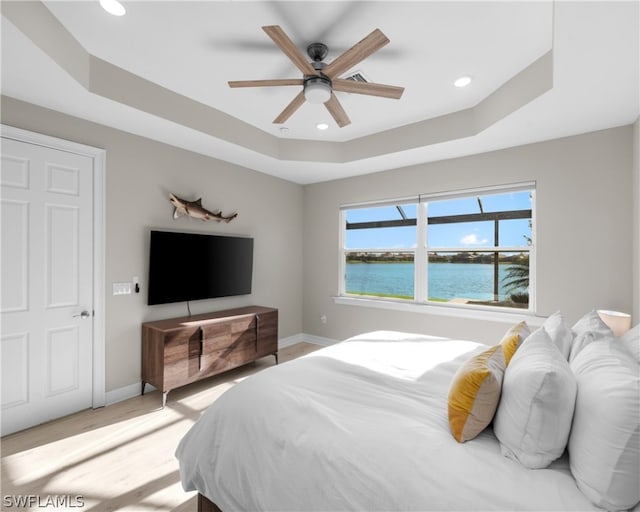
[100,0,126,16]
[316,123,329,131]
[454,76,472,88]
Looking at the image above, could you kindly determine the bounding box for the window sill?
[333,295,546,327]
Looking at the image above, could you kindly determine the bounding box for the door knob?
[73,310,91,318]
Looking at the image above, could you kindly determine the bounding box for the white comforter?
[176,331,598,511]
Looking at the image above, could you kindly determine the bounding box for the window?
[342,202,417,300]
[339,184,534,311]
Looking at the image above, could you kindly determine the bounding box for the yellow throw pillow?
[448,321,529,443]
[448,344,506,443]
[500,321,530,366]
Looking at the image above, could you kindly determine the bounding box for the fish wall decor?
[169,193,238,223]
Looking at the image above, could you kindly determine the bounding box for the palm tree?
[502,225,532,303]
[503,263,529,292]
[502,261,529,303]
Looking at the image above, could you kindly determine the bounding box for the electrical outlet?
[320,315,327,324]
[113,282,132,295]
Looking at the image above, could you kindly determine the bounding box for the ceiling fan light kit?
[304,76,332,104]
[228,25,404,128]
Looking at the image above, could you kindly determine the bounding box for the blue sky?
[345,191,532,249]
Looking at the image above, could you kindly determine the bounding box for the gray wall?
[1,96,304,393]
[303,126,634,344]
[2,95,637,393]
[633,117,640,324]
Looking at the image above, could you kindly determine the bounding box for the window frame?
[338,182,536,314]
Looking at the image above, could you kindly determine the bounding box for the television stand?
[141,305,278,407]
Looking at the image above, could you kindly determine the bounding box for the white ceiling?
[1,1,638,184]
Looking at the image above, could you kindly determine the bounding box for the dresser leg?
[162,391,168,408]
[141,381,146,396]
[274,352,279,365]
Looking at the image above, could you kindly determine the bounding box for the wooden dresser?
[141,305,278,406]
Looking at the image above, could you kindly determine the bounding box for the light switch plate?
[113,282,132,295]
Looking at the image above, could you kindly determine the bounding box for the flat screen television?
[147,230,253,305]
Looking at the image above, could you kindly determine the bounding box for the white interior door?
[1,136,95,435]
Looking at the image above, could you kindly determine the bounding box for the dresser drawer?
[256,310,278,356]
[200,315,256,338]
[202,329,256,354]
[201,315,257,351]
[201,341,259,375]
[163,330,200,366]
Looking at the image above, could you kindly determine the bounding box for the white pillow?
[568,337,640,511]
[569,310,612,362]
[493,327,577,469]
[542,311,573,360]
[620,324,639,363]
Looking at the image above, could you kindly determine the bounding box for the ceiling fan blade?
[228,79,304,88]
[262,25,316,76]
[323,28,389,79]
[273,91,306,124]
[324,94,351,128]
[333,78,404,99]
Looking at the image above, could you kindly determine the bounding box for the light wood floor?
[1,342,321,511]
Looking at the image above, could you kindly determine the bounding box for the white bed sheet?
[176,331,599,511]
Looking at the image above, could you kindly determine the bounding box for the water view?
[346,262,520,302]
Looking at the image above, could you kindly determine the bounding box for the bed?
[176,319,640,512]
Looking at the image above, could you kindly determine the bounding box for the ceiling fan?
[228,25,404,128]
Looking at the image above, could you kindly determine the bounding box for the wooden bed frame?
[198,493,222,512]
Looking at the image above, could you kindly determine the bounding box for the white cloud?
[461,233,488,245]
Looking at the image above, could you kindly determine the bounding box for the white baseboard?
[104,333,336,407]
[105,382,144,406]
[302,334,338,346]
[278,333,306,348]
[279,333,338,347]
